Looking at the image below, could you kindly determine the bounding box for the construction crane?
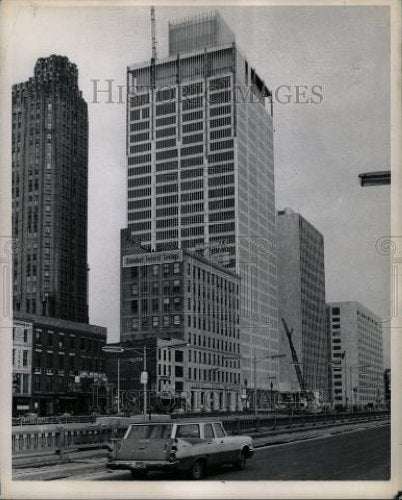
[150,6,157,90]
[281,318,306,393]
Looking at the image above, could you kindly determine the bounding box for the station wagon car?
[107,420,254,479]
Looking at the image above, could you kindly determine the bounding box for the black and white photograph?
[0,0,400,498]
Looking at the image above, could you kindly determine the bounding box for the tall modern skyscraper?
[327,301,384,408]
[277,208,328,400]
[125,12,278,388]
[12,55,89,323]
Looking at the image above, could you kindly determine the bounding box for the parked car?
[23,412,38,424]
[107,420,254,480]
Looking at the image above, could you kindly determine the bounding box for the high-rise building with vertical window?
[327,301,384,408]
[125,12,278,389]
[277,208,328,401]
[12,55,89,323]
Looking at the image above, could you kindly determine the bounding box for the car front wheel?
[189,459,205,480]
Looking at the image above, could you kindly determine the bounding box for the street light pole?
[270,381,274,411]
[117,357,120,414]
[253,352,257,417]
[349,365,354,412]
[251,353,284,417]
[143,344,147,420]
[343,352,348,410]
[349,365,371,412]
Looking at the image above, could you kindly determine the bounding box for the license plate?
[133,462,146,469]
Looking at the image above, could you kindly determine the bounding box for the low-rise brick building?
[13,313,107,416]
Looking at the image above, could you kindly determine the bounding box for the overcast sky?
[8,3,390,365]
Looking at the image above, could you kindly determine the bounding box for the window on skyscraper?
[129,121,149,131]
[156,103,176,116]
[182,110,203,122]
[156,127,176,139]
[156,115,176,127]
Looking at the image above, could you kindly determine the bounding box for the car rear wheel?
[189,459,205,480]
[131,470,148,480]
[233,449,247,470]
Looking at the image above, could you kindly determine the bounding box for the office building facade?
[12,55,89,323]
[125,12,278,389]
[119,229,241,411]
[277,208,328,400]
[327,301,384,408]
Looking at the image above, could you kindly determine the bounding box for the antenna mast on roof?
[150,6,157,89]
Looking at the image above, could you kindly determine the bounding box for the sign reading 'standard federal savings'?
[122,250,183,267]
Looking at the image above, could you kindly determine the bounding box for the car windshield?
[126,424,173,440]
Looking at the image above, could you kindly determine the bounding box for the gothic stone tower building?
[12,55,89,323]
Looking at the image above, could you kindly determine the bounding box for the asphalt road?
[95,424,390,481]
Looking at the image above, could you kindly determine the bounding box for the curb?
[13,461,108,481]
[13,448,109,469]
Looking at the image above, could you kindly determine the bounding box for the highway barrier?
[12,415,96,427]
[12,425,121,457]
[223,410,389,434]
[12,410,389,462]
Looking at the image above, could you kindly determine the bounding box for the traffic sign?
[140,371,148,384]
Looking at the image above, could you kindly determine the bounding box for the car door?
[175,423,203,460]
[202,423,220,465]
[213,422,235,464]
